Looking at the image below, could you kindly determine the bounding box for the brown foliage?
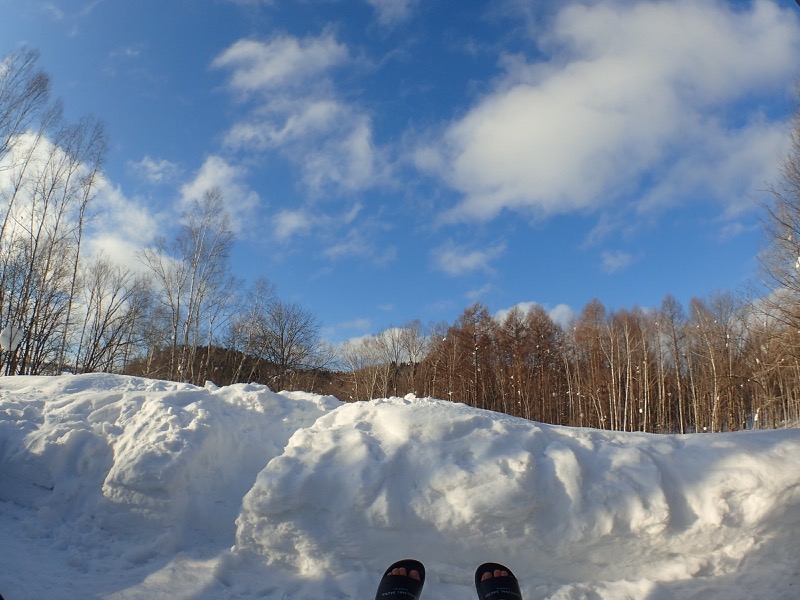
[334,297,800,432]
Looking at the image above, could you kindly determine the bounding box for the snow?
[0,325,23,352]
[1,374,798,599]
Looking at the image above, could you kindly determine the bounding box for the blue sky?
[2,0,800,343]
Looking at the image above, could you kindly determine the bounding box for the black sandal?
[475,562,522,600]
[375,559,426,600]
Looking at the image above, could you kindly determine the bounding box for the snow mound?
[0,375,337,580]
[234,396,800,599]
[1,374,799,599]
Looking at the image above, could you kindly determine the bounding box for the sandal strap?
[475,562,523,600]
[375,559,426,600]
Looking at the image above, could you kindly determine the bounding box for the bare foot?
[389,566,422,581]
[480,568,510,582]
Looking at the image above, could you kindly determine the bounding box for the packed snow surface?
[1,375,799,599]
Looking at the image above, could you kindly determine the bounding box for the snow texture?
[0,325,24,352]
[1,374,799,599]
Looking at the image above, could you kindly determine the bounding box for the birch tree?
[0,50,106,374]
[759,93,800,331]
[139,187,235,383]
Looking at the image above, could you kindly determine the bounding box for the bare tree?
[759,92,800,331]
[340,336,376,400]
[688,293,746,432]
[371,327,406,397]
[0,48,51,165]
[56,116,107,371]
[2,123,103,372]
[742,302,800,428]
[659,295,688,433]
[570,299,611,429]
[399,319,429,394]
[137,235,184,378]
[524,305,565,423]
[261,299,321,391]
[0,50,107,375]
[226,277,276,384]
[73,256,151,373]
[138,187,235,383]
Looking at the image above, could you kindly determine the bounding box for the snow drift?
[1,374,798,599]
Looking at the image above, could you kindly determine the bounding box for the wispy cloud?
[41,0,106,34]
[432,241,506,276]
[128,155,179,185]
[41,3,65,20]
[332,317,373,335]
[110,44,143,59]
[211,35,348,94]
[212,33,389,194]
[466,283,493,301]
[270,203,393,266]
[323,227,397,265]
[226,0,274,7]
[366,0,419,25]
[274,209,315,243]
[601,250,636,274]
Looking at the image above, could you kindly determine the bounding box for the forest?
[331,295,800,433]
[2,48,800,433]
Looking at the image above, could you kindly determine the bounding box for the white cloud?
[226,0,274,6]
[128,155,179,184]
[179,155,261,235]
[323,227,397,265]
[96,181,159,244]
[432,241,506,276]
[110,44,143,59]
[718,221,749,241]
[0,131,158,273]
[494,301,576,328]
[213,33,389,194]
[274,209,314,242]
[41,3,65,20]
[269,202,390,263]
[224,99,346,149]
[339,318,373,332]
[366,0,419,25]
[422,0,800,224]
[466,283,493,301]
[494,301,537,323]
[326,318,374,345]
[600,249,636,273]
[548,303,575,328]
[301,117,388,193]
[41,0,105,34]
[86,179,163,271]
[211,34,348,95]
[86,233,150,274]
[635,116,790,218]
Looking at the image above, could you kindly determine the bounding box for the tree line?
[2,48,800,433]
[335,293,800,433]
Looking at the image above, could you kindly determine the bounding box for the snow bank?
[0,374,338,589]
[1,375,799,599]
[234,396,800,599]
